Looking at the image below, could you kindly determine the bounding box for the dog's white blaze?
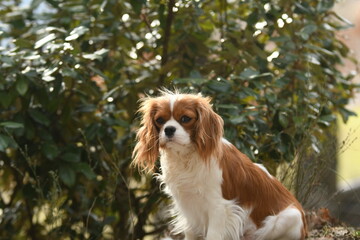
[169,94,177,113]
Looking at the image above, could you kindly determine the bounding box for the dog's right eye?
[156,117,165,125]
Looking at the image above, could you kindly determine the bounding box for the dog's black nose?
[164,126,176,137]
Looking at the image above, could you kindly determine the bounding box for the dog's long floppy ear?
[195,96,224,161]
[132,98,159,172]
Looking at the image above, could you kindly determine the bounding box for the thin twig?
[86,197,98,234]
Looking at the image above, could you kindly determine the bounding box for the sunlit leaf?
[83,48,109,60]
[42,66,58,82]
[35,33,56,49]
[65,26,89,41]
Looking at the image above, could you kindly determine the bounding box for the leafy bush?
[0,0,358,239]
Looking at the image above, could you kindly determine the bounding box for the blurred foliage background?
[0,0,358,239]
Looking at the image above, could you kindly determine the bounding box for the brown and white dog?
[133,90,307,240]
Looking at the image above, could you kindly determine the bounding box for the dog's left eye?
[156,117,165,125]
[180,115,192,123]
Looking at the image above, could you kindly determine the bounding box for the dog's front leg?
[206,207,227,240]
[206,202,245,240]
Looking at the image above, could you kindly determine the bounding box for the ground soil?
[306,208,360,239]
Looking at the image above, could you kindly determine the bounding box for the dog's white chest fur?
[158,148,249,240]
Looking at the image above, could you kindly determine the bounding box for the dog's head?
[132,90,223,172]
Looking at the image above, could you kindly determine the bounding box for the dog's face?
[154,95,198,148]
[132,92,224,171]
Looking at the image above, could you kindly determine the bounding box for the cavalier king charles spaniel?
[133,90,306,240]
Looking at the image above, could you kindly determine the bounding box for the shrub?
[0,0,357,239]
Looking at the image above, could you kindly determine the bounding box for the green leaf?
[85,124,100,141]
[332,14,354,30]
[317,0,334,13]
[207,79,231,93]
[241,145,256,161]
[0,122,24,129]
[65,26,89,41]
[294,2,312,14]
[42,66,58,82]
[311,142,320,154]
[42,143,60,160]
[305,53,320,65]
[265,92,277,104]
[83,48,109,60]
[87,65,108,80]
[0,134,11,152]
[305,44,335,56]
[61,152,81,163]
[130,0,146,14]
[102,86,121,101]
[173,78,207,85]
[251,72,273,81]
[239,68,260,80]
[274,77,290,88]
[302,24,317,35]
[0,55,7,65]
[278,112,289,128]
[31,0,43,8]
[16,77,29,96]
[270,36,290,42]
[104,117,130,128]
[318,114,336,127]
[217,104,238,110]
[240,95,256,104]
[279,133,295,160]
[28,109,50,126]
[14,38,32,48]
[35,33,56,49]
[0,91,15,108]
[229,116,246,125]
[61,67,78,78]
[59,164,76,187]
[74,162,96,180]
[77,104,97,113]
[339,108,357,123]
[321,114,336,122]
[298,23,318,40]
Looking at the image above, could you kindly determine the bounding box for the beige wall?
[335,0,360,190]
